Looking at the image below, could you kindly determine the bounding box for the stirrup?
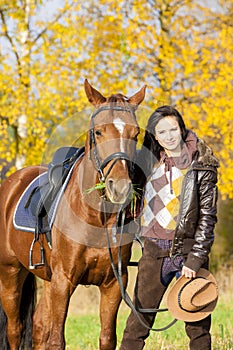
[29,237,45,269]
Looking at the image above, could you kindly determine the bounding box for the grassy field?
[65,295,233,349]
[64,258,233,349]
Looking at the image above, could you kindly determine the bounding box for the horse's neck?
[68,157,118,226]
[76,156,100,203]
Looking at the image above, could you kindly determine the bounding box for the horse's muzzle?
[105,178,132,204]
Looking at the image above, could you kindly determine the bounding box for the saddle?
[24,146,84,268]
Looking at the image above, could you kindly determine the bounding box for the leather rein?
[102,201,177,332]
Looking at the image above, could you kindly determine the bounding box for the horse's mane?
[107,94,129,104]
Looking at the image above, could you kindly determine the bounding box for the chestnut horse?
[0,79,146,350]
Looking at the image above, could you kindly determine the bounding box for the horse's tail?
[0,272,37,350]
[20,272,37,349]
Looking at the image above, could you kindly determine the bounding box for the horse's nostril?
[107,179,114,192]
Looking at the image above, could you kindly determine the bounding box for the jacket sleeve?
[184,167,218,272]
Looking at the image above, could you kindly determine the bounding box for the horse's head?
[84,79,146,205]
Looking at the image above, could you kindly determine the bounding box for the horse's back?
[0,166,48,270]
[0,166,47,216]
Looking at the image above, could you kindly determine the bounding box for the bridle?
[89,105,136,182]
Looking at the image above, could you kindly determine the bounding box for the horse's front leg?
[46,267,75,350]
[99,275,127,350]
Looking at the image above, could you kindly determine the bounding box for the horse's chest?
[81,252,116,286]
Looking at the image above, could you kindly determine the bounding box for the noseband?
[89,105,136,182]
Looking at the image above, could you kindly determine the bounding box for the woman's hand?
[181,266,196,279]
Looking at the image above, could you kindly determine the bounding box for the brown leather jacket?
[171,139,219,272]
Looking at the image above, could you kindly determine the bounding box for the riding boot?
[120,239,167,350]
[185,315,211,350]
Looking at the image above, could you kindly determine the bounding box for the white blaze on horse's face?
[113,117,126,152]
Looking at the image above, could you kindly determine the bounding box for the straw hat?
[167,268,218,322]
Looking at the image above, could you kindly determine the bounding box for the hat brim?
[166,268,218,322]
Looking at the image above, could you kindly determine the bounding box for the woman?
[120,105,219,350]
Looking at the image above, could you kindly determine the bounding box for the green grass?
[65,295,233,350]
[65,315,100,349]
[65,261,233,349]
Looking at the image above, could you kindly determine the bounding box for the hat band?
[177,278,213,314]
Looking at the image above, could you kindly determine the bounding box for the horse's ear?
[128,85,147,108]
[84,79,107,106]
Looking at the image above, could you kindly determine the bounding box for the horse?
[0,79,146,350]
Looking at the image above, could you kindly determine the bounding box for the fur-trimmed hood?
[196,139,219,168]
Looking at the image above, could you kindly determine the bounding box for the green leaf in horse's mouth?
[86,181,106,194]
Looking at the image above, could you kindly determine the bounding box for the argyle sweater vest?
[141,161,188,239]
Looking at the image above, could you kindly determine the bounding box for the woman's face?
[154,116,182,155]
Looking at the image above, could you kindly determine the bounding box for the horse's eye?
[95,130,102,136]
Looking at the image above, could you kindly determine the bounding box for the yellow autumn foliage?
[0,0,232,199]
